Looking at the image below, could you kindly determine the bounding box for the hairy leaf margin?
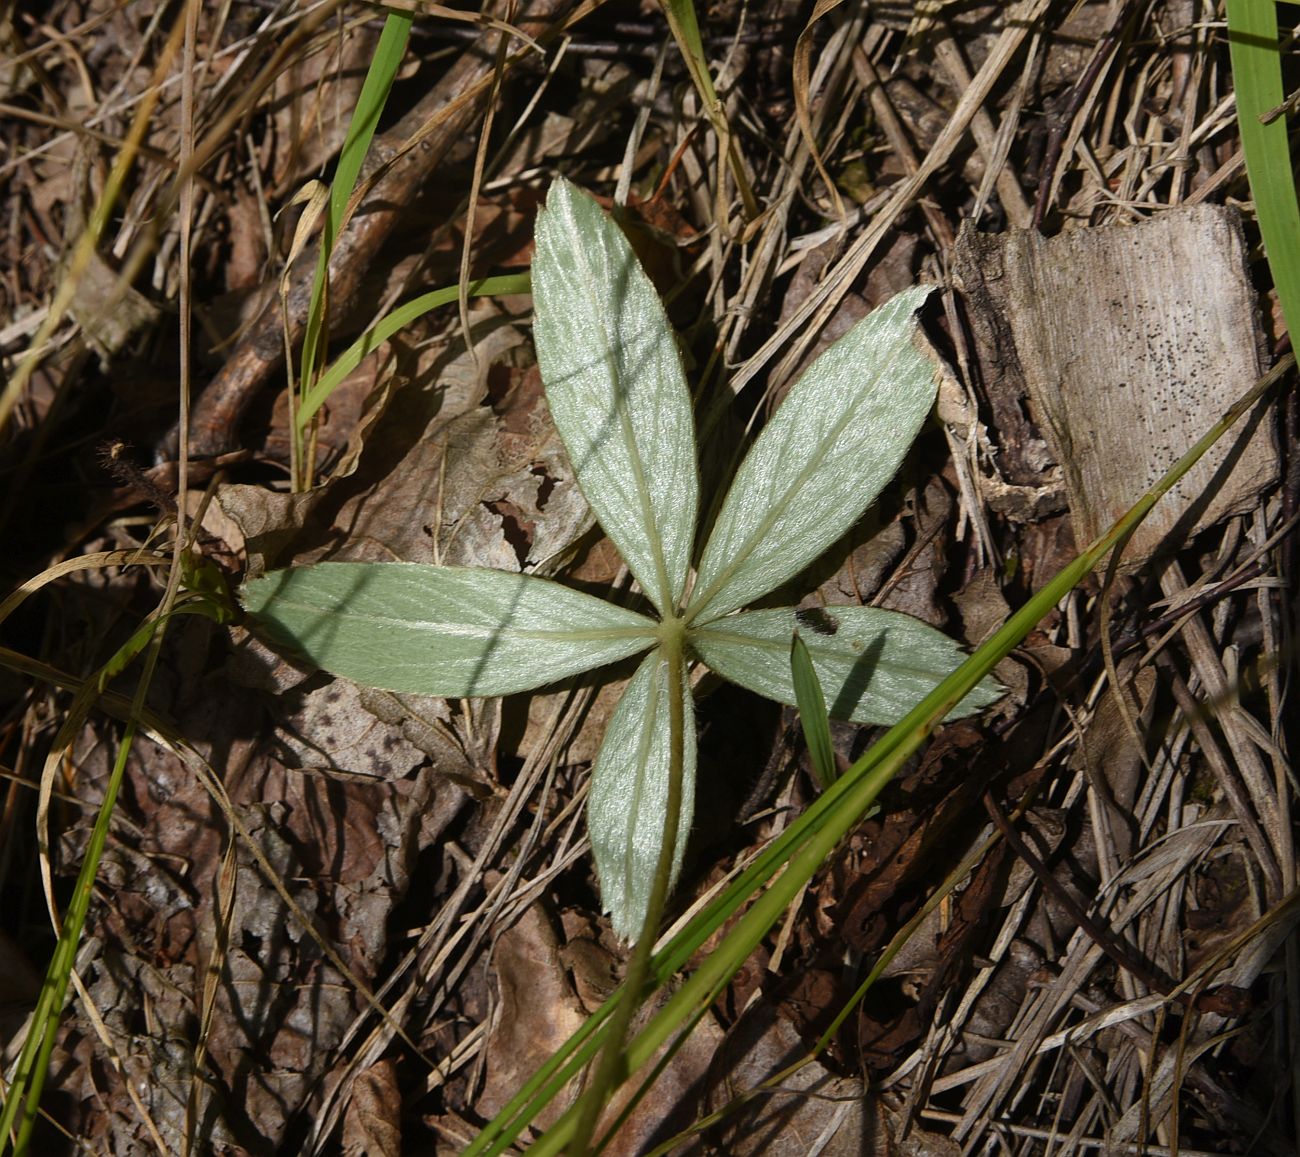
[532,178,699,616]
[691,605,1002,724]
[688,286,938,623]
[587,647,697,940]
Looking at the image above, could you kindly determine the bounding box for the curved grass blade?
[297,273,530,428]
[294,11,411,487]
[688,286,938,624]
[588,647,696,940]
[1,720,140,1153]
[242,562,656,698]
[660,0,759,221]
[693,605,1001,724]
[299,12,412,391]
[532,178,699,615]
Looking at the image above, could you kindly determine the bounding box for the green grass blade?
[0,724,137,1155]
[297,13,411,462]
[659,0,759,220]
[1227,1,1300,337]
[296,273,530,429]
[328,17,410,244]
[790,631,836,789]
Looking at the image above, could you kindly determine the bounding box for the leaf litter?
[0,1,1296,1154]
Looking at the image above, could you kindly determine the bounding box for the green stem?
[567,627,687,1155]
[0,722,136,1154]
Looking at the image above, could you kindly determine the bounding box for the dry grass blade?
[791,0,848,223]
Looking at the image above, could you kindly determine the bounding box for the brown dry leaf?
[70,951,227,1152]
[228,627,492,786]
[49,644,459,1151]
[65,246,162,364]
[358,683,497,790]
[274,677,426,776]
[802,518,907,609]
[707,1008,958,1157]
[1071,664,1156,862]
[873,477,954,628]
[510,666,632,769]
[39,114,161,368]
[57,157,160,365]
[224,182,271,292]
[222,304,590,575]
[478,903,589,1127]
[479,901,722,1154]
[341,1058,404,1157]
[949,938,1048,1068]
[951,568,1026,706]
[775,231,920,408]
[264,349,389,470]
[493,59,636,179]
[601,987,724,1157]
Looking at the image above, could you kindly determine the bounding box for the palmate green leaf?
[687,286,939,624]
[691,606,1002,725]
[588,648,696,940]
[532,178,699,616]
[242,562,656,698]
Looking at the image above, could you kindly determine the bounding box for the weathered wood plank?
[954,206,1276,567]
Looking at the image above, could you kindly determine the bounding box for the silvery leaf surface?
[242,562,656,698]
[532,177,699,615]
[688,286,939,624]
[588,647,696,941]
[690,606,1002,724]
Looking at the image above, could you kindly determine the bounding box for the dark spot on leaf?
[795,608,839,636]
